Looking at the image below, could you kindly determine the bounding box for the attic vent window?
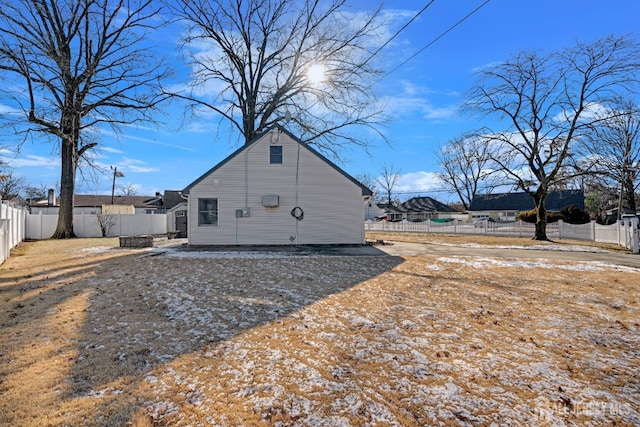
[269,145,283,164]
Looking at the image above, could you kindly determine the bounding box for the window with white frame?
[198,198,218,226]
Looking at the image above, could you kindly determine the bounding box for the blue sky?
[2,0,639,202]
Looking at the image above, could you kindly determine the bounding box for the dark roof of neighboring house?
[163,190,185,209]
[31,194,164,209]
[182,124,372,197]
[377,203,396,210]
[469,190,584,212]
[391,196,458,213]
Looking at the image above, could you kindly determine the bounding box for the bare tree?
[436,133,500,210]
[96,212,116,237]
[120,183,139,197]
[0,165,26,199]
[580,97,640,218]
[0,0,170,238]
[355,173,380,202]
[467,35,640,240]
[584,181,619,223]
[376,163,400,207]
[169,0,387,158]
[24,182,57,200]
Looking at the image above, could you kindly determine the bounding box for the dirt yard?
[0,235,638,426]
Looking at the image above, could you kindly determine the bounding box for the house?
[182,125,372,245]
[164,190,188,238]
[364,202,392,221]
[468,190,585,222]
[391,196,459,221]
[30,192,165,215]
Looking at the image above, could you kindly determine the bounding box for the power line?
[374,0,491,86]
[359,1,436,69]
[395,188,452,195]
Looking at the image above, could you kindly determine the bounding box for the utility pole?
[111,166,124,204]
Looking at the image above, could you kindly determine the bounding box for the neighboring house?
[605,207,640,223]
[468,190,585,222]
[391,196,459,221]
[182,125,372,245]
[0,194,28,209]
[364,202,389,221]
[30,192,165,215]
[164,190,188,238]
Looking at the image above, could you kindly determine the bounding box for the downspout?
[362,195,371,244]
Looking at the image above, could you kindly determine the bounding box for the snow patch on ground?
[446,242,612,253]
[435,256,639,272]
[80,246,114,254]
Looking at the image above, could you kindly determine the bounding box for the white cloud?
[553,101,608,123]
[127,165,160,173]
[97,128,199,152]
[395,171,441,193]
[383,93,458,121]
[381,79,460,121]
[0,103,21,115]
[0,154,57,168]
[100,146,124,154]
[118,157,159,174]
[471,61,503,73]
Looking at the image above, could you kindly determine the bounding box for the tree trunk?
[52,140,77,239]
[533,191,549,241]
[623,173,636,214]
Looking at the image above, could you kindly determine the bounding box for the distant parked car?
[621,214,640,228]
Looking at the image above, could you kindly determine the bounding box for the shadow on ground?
[0,239,401,426]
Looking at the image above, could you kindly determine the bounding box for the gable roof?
[163,190,185,210]
[182,125,372,196]
[469,190,584,212]
[392,196,458,213]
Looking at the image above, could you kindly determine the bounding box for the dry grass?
[365,231,631,252]
[1,237,638,426]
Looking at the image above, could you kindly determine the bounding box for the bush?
[517,209,562,223]
[517,205,590,224]
[560,205,591,224]
[517,209,536,223]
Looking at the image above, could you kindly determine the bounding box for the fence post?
[558,220,563,240]
[617,220,622,248]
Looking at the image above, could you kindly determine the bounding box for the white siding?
[187,130,366,245]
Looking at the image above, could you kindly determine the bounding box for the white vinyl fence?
[365,218,640,253]
[1,202,27,265]
[26,213,167,240]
